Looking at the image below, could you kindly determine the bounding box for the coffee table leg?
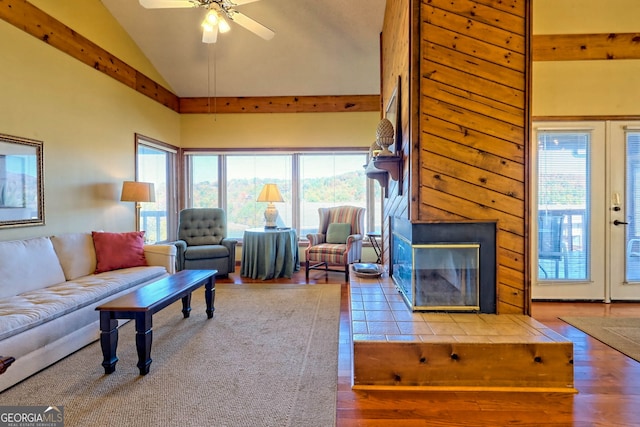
[135,311,153,375]
[99,312,119,374]
[181,293,192,318]
[205,276,215,319]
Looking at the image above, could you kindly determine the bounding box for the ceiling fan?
[139,0,275,44]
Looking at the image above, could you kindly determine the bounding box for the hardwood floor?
[219,268,640,426]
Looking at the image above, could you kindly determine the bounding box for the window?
[184,150,380,240]
[299,153,368,236]
[537,131,590,280]
[136,134,178,243]
[625,131,640,281]
[226,155,292,238]
[189,155,219,208]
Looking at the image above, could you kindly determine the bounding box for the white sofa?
[0,232,176,392]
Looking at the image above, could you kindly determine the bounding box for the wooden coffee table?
[95,269,217,375]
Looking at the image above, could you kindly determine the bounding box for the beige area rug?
[560,316,640,363]
[0,283,341,427]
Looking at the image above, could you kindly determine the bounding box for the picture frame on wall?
[0,133,44,228]
[385,75,401,154]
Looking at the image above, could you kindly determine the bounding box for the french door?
[532,121,640,301]
[609,122,640,300]
[532,122,605,300]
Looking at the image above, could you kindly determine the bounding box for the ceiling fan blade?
[139,0,195,9]
[230,11,275,40]
[230,0,262,5]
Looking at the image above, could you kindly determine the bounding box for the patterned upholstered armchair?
[173,208,237,277]
[305,206,365,282]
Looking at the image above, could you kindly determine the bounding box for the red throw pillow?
[92,231,147,273]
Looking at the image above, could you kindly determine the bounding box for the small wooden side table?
[367,232,382,263]
[0,355,15,375]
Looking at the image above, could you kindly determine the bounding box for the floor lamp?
[120,181,155,231]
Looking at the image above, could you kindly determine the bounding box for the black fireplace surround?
[390,217,497,313]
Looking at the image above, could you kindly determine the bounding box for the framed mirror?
[0,133,44,228]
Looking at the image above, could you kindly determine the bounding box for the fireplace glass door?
[414,244,480,311]
[393,236,480,311]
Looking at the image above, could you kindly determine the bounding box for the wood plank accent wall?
[415,0,529,314]
[379,0,412,267]
[380,0,530,315]
[419,0,529,314]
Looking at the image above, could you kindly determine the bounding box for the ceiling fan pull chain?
[207,42,211,115]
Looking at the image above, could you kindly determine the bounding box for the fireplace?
[391,217,497,313]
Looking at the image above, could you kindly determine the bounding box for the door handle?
[614,219,629,226]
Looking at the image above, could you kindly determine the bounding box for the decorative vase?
[376,118,395,156]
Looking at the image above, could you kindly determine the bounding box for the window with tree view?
[136,136,177,243]
[185,151,379,240]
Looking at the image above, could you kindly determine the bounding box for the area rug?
[0,283,341,427]
[560,316,640,363]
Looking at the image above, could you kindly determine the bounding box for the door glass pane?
[537,132,590,281]
[137,144,171,243]
[625,131,640,281]
[226,155,292,239]
[299,153,367,237]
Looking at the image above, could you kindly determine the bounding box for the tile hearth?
[349,270,576,392]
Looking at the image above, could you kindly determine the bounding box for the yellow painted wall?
[533,0,639,34]
[181,112,379,149]
[29,0,173,91]
[532,0,640,117]
[0,19,180,241]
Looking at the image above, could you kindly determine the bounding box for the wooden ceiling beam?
[533,33,640,61]
[179,95,381,114]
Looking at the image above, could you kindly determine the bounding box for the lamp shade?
[256,183,284,203]
[120,181,156,203]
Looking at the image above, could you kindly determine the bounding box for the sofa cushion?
[0,266,166,341]
[92,231,147,273]
[51,232,97,281]
[0,237,66,300]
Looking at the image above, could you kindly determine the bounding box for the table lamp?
[120,181,155,231]
[257,183,283,228]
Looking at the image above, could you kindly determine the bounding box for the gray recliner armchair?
[173,208,237,277]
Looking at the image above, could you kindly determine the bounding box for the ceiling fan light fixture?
[202,18,218,43]
[202,21,215,32]
[205,9,218,25]
[140,0,275,43]
[218,16,231,33]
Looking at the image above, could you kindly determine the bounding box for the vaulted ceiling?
[101,0,386,98]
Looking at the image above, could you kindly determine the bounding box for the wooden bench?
[95,269,217,375]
